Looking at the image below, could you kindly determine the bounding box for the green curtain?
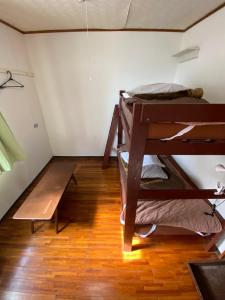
[0,112,25,172]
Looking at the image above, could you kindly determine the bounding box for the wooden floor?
[0,158,216,300]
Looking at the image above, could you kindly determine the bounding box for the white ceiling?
[0,0,224,32]
[127,0,224,29]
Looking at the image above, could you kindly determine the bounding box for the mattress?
[135,199,222,234]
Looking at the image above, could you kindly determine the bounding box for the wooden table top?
[13,160,75,220]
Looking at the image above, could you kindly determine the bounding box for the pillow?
[128,83,188,96]
[120,152,165,167]
[120,152,168,179]
[141,164,168,179]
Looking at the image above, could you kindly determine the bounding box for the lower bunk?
[118,153,225,253]
[120,198,222,237]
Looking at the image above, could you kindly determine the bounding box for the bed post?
[123,103,148,251]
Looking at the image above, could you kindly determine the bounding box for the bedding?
[128,83,189,95]
[141,165,168,179]
[134,199,222,234]
[127,83,203,101]
[123,95,207,105]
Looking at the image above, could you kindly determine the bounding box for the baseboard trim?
[52,155,117,160]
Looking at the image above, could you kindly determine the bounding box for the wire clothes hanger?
[0,70,24,89]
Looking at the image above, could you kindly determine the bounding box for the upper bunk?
[119,90,225,155]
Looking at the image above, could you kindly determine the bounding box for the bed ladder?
[102,104,122,168]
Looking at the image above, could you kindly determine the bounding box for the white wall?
[174,8,225,252]
[25,32,182,155]
[0,24,52,219]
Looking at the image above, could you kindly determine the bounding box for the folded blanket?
[130,89,203,101]
[128,83,189,95]
[120,199,222,236]
[135,199,222,233]
[126,83,203,102]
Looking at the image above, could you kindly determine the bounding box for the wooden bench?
[13,160,76,233]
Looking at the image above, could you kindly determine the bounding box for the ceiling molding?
[23,28,184,35]
[0,2,224,35]
[184,1,225,31]
[0,19,24,34]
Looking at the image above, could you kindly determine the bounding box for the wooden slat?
[138,189,224,200]
[13,161,75,220]
[120,97,133,129]
[118,153,128,199]
[145,140,225,154]
[102,105,119,169]
[120,110,131,148]
[117,106,123,147]
[140,104,225,123]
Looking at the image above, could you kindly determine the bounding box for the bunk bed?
[103,89,225,252]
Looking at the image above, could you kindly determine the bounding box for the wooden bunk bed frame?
[103,91,225,252]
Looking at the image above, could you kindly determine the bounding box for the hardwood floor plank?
[0,291,56,300]
[0,158,216,299]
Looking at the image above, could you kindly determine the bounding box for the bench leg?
[55,208,58,233]
[31,220,35,234]
[71,174,77,185]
